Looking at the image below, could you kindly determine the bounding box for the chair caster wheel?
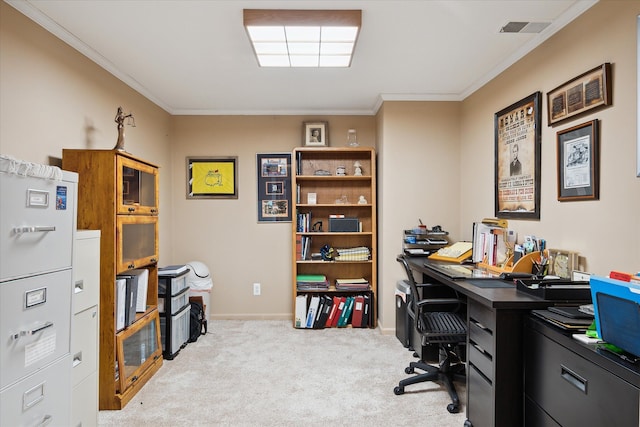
[405,366,414,374]
[447,403,459,413]
[463,420,473,427]
[394,386,404,395]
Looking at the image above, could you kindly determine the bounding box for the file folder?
[116,272,139,327]
[338,296,354,327]
[331,296,347,328]
[326,296,341,328]
[306,295,321,328]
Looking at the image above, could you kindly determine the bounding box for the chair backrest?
[396,255,465,340]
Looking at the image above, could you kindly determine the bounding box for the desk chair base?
[393,348,465,414]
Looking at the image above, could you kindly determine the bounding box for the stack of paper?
[335,278,370,291]
[334,246,370,261]
[296,274,329,290]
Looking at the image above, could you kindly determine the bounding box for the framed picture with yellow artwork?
[186,156,238,199]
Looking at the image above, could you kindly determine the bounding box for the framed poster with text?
[494,92,542,220]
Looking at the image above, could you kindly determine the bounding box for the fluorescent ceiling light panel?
[244,9,361,68]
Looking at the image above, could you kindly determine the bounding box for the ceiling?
[6,0,598,115]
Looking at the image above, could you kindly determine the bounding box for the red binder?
[330,296,346,328]
[351,295,365,327]
[325,296,342,328]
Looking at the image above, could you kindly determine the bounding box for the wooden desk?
[407,258,551,427]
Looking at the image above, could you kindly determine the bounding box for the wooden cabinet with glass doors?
[62,149,162,409]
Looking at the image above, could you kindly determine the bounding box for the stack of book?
[335,277,370,291]
[295,236,312,260]
[334,246,370,261]
[294,293,373,329]
[296,274,329,291]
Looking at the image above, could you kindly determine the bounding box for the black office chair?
[393,255,467,414]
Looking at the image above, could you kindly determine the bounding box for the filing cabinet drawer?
[469,343,494,382]
[469,319,493,356]
[72,371,98,427]
[72,305,98,386]
[467,364,494,427]
[525,327,640,427]
[468,300,495,331]
[0,355,71,426]
[0,172,76,281]
[73,230,100,314]
[0,269,72,389]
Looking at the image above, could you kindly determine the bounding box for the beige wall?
[0,2,174,258]
[2,1,639,334]
[376,102,462,331]
[168,115,376,319]
[459,0,640,276]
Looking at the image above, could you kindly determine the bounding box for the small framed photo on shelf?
[303,121,328,146]
[548,249,579,279]
[556,119,599,201]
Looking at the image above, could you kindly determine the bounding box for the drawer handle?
[38,415,53,426]
[561,364,587,394]
[13,226,56,234]
[74,280,84,294]
[11,321,54,341]
[128,207,135,212]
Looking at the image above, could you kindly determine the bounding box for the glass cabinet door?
[116,216,158,272]
[116,312,162,393]
[117,156,159,215]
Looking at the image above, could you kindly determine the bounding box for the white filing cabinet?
[71,230,100,427]
[0,165,77,427]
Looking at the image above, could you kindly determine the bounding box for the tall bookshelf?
[292,147,377,328]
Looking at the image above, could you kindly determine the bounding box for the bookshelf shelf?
[292,147,377,329]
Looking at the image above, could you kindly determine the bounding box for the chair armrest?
[416,298,462,308]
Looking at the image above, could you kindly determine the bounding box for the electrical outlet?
[253,282,261,296]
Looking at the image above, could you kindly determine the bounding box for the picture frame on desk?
[556,120,599,202]
[303,121,328,146]
[548,249,579,279]
[494,92,542,220]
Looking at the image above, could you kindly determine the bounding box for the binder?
[330,296,347,328]
[326,296,341,328]
[115,278,127,331]
[295,294,308,328]
[116,272,139,327]
[362,294,371,328]
[316,295,333,328]
[305,295,320,328]
[312,296,326,329]
[351,295,365,328]
[338,296,354,327]
[133,268,149,312]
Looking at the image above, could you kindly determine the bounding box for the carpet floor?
[99,320,467,426]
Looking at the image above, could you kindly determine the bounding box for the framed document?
[494,92,542,220]
[556,120,599,201]
[547,63,611,126]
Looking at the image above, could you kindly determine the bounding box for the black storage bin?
[395,280,413,348]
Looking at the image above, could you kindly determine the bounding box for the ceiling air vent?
[500,21,550,34]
